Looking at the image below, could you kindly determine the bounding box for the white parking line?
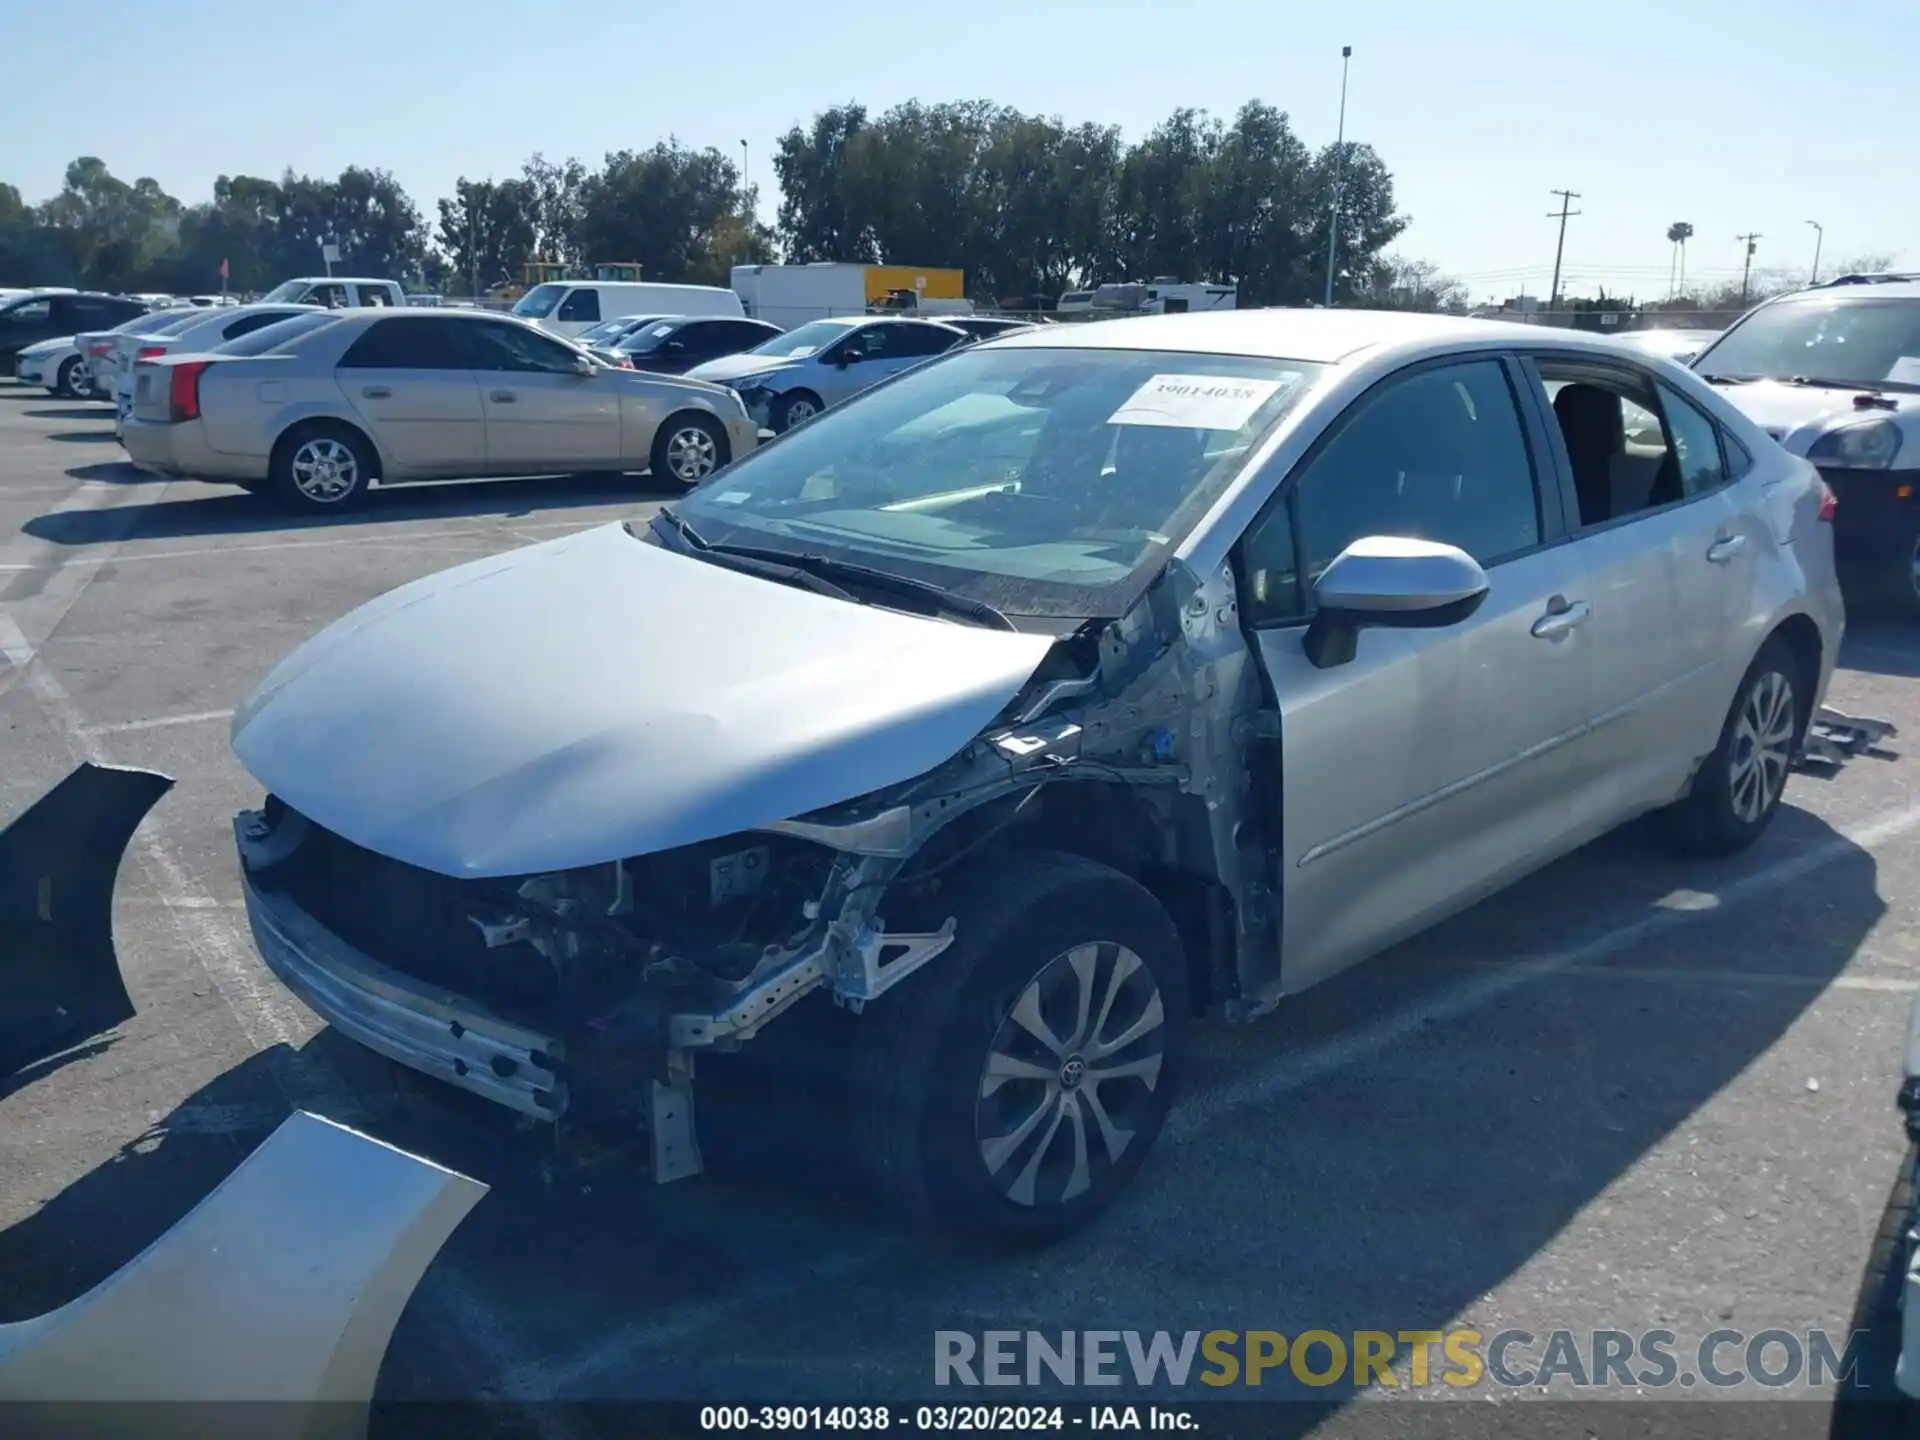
[81,708,234,736]
[540,797,1920,1398]
[1460,958,1919,993]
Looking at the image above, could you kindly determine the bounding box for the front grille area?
[268,812,562,1015]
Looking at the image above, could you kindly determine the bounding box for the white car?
[14,335,91,397]
[1613,327,1721,365]
[103,303,323,437]
[1690,273,1920,613]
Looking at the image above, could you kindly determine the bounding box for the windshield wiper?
[703,542,1017,632]
[645,505,707,550]
[639,509,856,603]
[1780,375,1886,393]
[1698,373,1756,385]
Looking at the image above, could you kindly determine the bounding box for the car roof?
[1762,279,1920,304]
[985,307,1626,364]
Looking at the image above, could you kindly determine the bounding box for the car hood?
[19,336,75,358]
[684,352,803,385]
[1709,379,1918,453]
[230,522,1055,879]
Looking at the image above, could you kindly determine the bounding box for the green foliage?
[2,98,1408,304]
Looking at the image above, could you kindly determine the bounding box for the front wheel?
[770,391,822,433]
[55,357,88,399]
[649,412,728,487]
[1660,636,1803,855]
[850,850,1187,1245]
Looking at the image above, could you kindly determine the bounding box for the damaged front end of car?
[234,549,1273,1185]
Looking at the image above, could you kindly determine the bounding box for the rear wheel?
[1660,636,1803,855]
[649,412,728,487]
[270,423,374,512]
[850,850,1187,1244]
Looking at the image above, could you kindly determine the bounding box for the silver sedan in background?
[121,308,760,510]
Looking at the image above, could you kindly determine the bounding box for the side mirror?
[572,353,595,377]
[1302,536,1490,669]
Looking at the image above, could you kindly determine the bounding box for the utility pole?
[1546,189,1581,309]
[1323,45,1352,308]
[1737,232,1763,303]
[468,204,478,301]
[1805,220,1824,285]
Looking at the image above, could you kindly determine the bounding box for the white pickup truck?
[256,277,405,308]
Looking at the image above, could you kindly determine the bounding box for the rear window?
[213,311,342,357]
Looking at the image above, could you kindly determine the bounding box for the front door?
[334,315,486,478]
[1238,355,1602,992]
[457,320,621,470]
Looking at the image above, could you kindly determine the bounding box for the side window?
[850,325,893,359]
[308,284,350,309]
[669,322,719,359]
[1656,383,1729,496]
[2,299,52,328]
[893,324,963,357]
[557,289,601,323]
[1244,359,1541,626]
[461,321,580,374]
[339,317,466,369]
[1723,430,1755,480]
[356,286,393,307]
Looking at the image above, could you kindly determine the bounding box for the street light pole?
[740,139,750,214]
[1805,220,1824,285]
[1323,45,1352,308]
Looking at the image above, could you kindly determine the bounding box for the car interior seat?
[1552,384,1620,526]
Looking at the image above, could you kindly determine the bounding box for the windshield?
[747,319,860,360]
[212,311,342,357]
[619,321,683,355]
[671,345,1322,620]
[258,280,310,303]
[1695,297,1920,391]
[512,284,567,319]
[578,316,644,344]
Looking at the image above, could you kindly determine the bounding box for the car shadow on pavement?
[1840,625,1920,681]
[0,812,1893,1424]
[25,474,682,545]
[23,407,110,422]
[44,431,119,444]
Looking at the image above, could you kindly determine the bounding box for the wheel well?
[891,779,1223,1017]
[1768,613,1824,734]
[658,408,731,463]
[272,417,380,478]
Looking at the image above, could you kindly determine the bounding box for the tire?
[55,357,87,400]
[850,849,1188,1245]
[270,422,374,512]
[1660,635,1804,856]
[1875,518,1920,621]
[770,391,823,433]
[649,412,728,487]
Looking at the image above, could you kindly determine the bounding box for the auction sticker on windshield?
[1110,373,1283,430]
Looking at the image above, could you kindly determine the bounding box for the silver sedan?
[122,308,760,510]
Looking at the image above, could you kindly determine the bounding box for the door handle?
[1530,600,1592,641]
[1706,533,1748,564]
[361,386,392,399]
[489,390,517,403]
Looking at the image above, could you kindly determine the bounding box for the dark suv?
[2,292,149,371]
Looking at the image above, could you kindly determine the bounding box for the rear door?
[1238,354,1602,992]
[335,316,486,477]
[456,319,620,469]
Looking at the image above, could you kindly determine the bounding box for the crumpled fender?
[0,763,173,1079]
[0,1110,488,1435]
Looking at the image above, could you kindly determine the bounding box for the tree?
[521,153,587,266]
[772,104,874,264]
[573,141,767,284]
[436,177,538,295]
[1666,221,1693,298]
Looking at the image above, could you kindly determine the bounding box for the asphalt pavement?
[3,383,1920,1439]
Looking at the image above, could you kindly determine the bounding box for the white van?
[512,281,744,338]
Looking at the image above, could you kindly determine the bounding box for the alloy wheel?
[664,425,718,482]
[784,398,818,426]
[1729,668,1796,824]
[289,438,359,503]
[975,941,1166,1208]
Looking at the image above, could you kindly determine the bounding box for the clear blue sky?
[5,0,1913,301]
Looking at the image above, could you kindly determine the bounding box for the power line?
[1546,189,1582,308]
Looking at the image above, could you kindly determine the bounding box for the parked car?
[612,316,785,375]
[686,316,969,431]
[2,291,148,372]
[14,334,92,397]
[257,277,405,308]
[77,307,220,404]
[1689,273,1920,614]
[1612,327,1720,365]
[122,308,759,509]
[511,281,744,340]
[941,316,1038,343]
[219,309,1840,1243]
[98,303,324,436]
[573,314,673,366]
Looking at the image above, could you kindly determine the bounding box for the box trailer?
[731,263,966,327]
